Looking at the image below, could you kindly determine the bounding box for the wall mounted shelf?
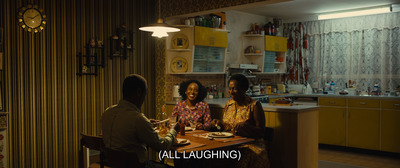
[109,25,134,59]
[77,43,105,76]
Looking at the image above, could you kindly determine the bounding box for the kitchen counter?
[294,93,400,99]
[166,97,318,113]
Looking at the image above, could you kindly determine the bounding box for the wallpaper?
[2,0,156,167]
[163,0,271,17]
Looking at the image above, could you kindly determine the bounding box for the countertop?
[166,98,319,113]
[294,93,400,100]
[166,93,399,113]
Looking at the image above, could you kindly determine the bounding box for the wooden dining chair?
[264,127,274,159]
[103,147,141,168]
[80,132,106,168]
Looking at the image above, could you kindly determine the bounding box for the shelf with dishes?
[241,34,287,73]
[166,26,227,74]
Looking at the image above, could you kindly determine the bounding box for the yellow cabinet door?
[381,109,400,153]
[319,97,346,107]
[319,107,346,146]
[265,35,287,52]
[194,26,227,48]
[347,108,380,150]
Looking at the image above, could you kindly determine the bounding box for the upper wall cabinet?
[194,26,228,48]
[265,35,287,52]
[241,34,287,74]
[166,26,227,74]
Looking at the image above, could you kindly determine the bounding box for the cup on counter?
[348,88,356,95]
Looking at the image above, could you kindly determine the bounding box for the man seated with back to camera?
[102,74,180,168]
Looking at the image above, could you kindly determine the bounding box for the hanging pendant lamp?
[139,0,180,38]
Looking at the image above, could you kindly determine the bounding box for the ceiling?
[236,0,400,20]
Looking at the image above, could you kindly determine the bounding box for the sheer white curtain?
[299,12,400,92]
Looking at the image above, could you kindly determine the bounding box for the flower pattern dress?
[223,99,252,131]
[223,97,270,168]
[172,100,212,130]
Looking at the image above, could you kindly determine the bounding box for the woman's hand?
[234,122,251,136]
[211,119,223,131]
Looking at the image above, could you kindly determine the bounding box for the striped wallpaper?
[1,0,275,167]
[2,0,156,167]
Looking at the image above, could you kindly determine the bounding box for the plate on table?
[174,138,190,146]
[208,132,234,138]
[185,127,194,131]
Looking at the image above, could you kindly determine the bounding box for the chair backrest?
[264,127,274,160]
[104,147,141,168]
[264,127,274,142]
[80,132,105,168]
[81,133,104,150]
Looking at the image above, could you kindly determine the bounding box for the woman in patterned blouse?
[213,74,265,137]
[172,80,212,130]
[215,74,268,168]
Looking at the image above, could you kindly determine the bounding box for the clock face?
[23,9,42,28]
[17,4,46,33]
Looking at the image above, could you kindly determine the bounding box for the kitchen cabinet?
[319,107,346,146]
[241,35,286,73]
[318,98,380,150]
[381,100,400,153]
[166,26,227,74]
[347,108,380,150]
[347,99,380,150]
[318,98,347,146]
[265,35,287,52]
[194,26,227,48]
[317,96,400,153]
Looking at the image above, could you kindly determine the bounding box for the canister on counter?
[267,86,272,94]
[277,84,285,93]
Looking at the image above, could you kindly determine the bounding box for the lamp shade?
[151,31,169,38]
[139,18,180,38]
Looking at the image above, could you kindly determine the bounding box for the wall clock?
[17,4,47,33]
[171,56,188,73]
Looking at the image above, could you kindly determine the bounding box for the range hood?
[229,64,258,70]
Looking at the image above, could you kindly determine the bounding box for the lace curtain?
[284,12,400,92]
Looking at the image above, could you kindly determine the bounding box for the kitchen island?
[166,98,319,168]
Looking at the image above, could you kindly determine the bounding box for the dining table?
[159,129,255,168]
[171,130,254,152]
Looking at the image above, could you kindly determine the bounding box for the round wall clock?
[171,56,188,73]
[171,34,189,49]
[17,4,47,33]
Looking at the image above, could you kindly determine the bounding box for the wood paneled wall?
[2,0,157,167]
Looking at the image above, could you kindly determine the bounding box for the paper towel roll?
[173,85,181,101]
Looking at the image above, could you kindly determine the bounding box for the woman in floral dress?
[172,80,212,130]
[215,74,269,168]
